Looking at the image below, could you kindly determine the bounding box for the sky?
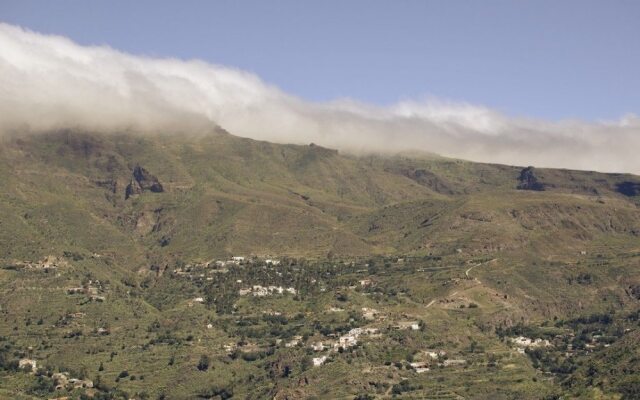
[0,2,639,174]
[1,0,638,121]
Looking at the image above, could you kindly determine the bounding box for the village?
[169,254,486,378]
[2,249,635,400]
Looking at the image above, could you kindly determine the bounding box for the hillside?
[1,129,639,399]
[1,129,639,264]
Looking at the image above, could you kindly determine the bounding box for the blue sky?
[1,0,638,121]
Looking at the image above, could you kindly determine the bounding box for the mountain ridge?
[1,128,639,265]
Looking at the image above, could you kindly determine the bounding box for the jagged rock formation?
[125,165,164,199]
[517,166,545,191]
[401,168,456,195]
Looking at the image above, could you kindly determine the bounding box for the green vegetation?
[0,130,639,399]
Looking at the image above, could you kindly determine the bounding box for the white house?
[511,336,551,348]
[410,362,430,373]
[19,359,37,372]
[285,336,302,348]
[312,355,328,366]
[361,307,378,320]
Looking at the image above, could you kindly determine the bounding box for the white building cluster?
[238,285,297,297]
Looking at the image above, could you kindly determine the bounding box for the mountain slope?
[1,129,639,267]
[1,129,640,399]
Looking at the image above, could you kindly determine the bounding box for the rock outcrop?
[402,168,456,195]
[616,181,640,197]
[125,165,164,199]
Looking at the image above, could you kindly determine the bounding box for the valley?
[0,130,639,399]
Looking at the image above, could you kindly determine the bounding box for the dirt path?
[465,258,497,280]
[426,259,497,310]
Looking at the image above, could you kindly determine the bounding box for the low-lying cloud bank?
[1,23,638,174]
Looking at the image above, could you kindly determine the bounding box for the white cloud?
[0,23,638,174]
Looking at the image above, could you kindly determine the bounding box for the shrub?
[197,385,233,399]
[197,354,209,371]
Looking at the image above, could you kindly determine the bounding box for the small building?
[312,356,328,366]
[443,359,466,367]
[19,358,37,373]
[424,350,446,359]
[285,336,303,348]
[410,362,430,373]
[66,287,85,295]
[393,321,420,330]
[223,343,237,355]
[69,378,93,389]
[511,336,550,348]
[361,307,379,320]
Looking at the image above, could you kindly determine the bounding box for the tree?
[197,354,209,371]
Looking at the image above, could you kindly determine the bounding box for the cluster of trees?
[196,385,233,399]
[391,379,423,395]
[0,338,19,372]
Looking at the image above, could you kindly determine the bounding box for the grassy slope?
[0,130,639,399]
[1,129,639,264]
